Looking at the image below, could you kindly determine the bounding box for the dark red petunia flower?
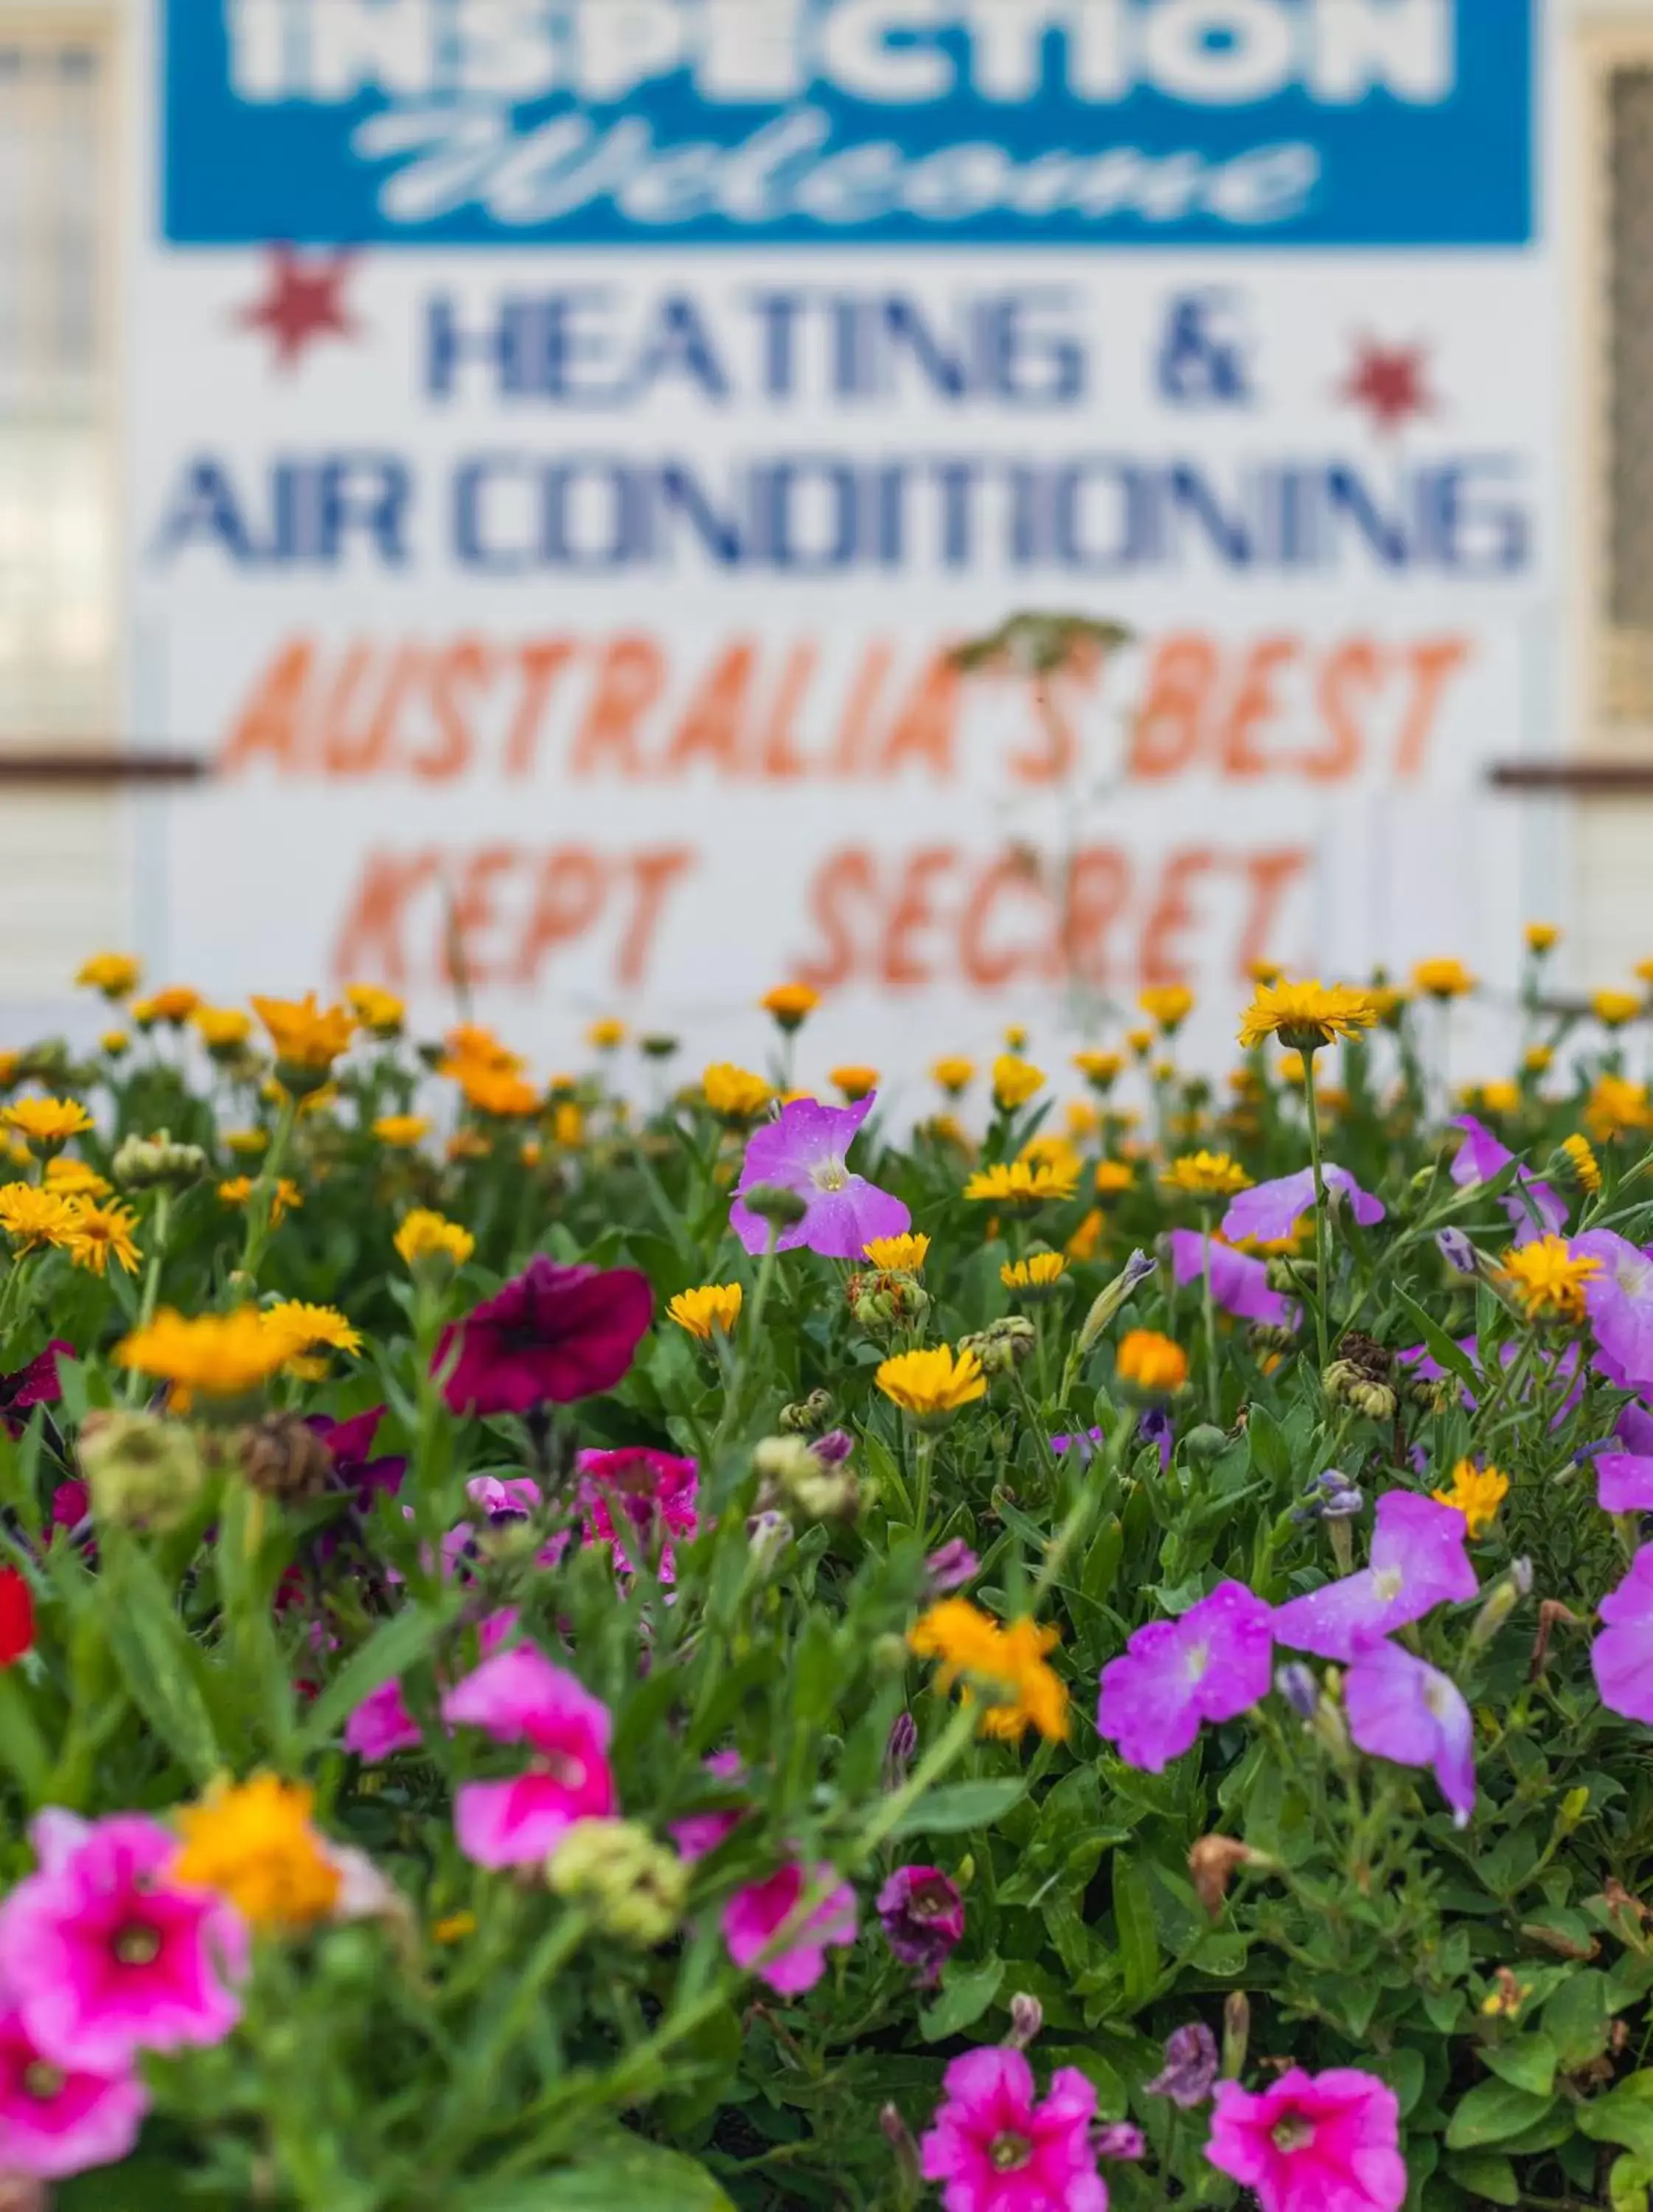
[436,1257,652,1416]
[0,1568,35,1665]
[305,1405,407,1511]
[0,1341,72,1439]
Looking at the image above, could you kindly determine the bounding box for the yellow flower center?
[812,1158,848,1193]
[22,2062,64,2101]
[1183,1639,1210,1684]
[989,2132,1033,2172]
[114,1921,162,1966]
[1272,2116,1316,2154]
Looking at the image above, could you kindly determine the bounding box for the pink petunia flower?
[920,2045,1107,2212]
[1168,1232,1293,1326]
[1449,1116,1566,1248]
[344,1677,423,1761]
[0,1997,147,2178]
[720,1861,857,1996]
[1574,1231,1653,1396]
[1205,2066,1406,2212]
[669,1750,748,1863]
[0,1812,246,2073]
[729,1094,910,1259]
[440,1646,616,1868]
[577,1447,699,1579]
[1096,1582,1275,1773]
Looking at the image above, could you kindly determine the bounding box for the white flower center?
[1371,1566,1403,1603]
[1422,1677,1454,1720]
[1183,1638,1211,1684]
[812,1157,849,1193]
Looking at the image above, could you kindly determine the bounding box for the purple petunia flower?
[437,1256,652,1416]
[1595,1450,1653,1514]
[1343,1640,1476,1826]
[1620,1401,1653,1455]
[1450,1115,1566,1247]
[1168,1231,1293,1326]
[730,1093,909,1258]
[1139,1405,1175,1470]
[1220,1166,1385,1247]
[1096,1582,1275,1773]
[1573,1231,1653,1397]
[1592,1545,1653,1723]
[1147,2022,1219,2108]
[876,1865,965,1984]
[1272,1491,1477,1660]
[309,1406,407,1511]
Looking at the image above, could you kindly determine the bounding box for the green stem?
[911,1425,936,1543]
[1200,1214,1219,1423]
[1302,1057,1332,1373]
[238,1093,298,1288]
[854,1699,978,1860]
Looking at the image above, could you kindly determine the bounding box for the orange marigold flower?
[831,1065,880,1103]
[75,952,141,1000]
[1411,957,1475,1001]
[253,992,355,1076]
[761,983,820,1032]
[1116,1329,1189,1395]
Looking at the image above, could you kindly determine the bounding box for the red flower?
[0,1568,35,1665]
[437,1257,652,1416]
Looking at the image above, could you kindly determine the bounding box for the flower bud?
[1436,1226,1480,1276]
[1147,2022,1219,2107]
[546,1818,686,1947]
[740,1182,810,1231]
[1267,1256,1317,1293]
[1247,1321,1299,1356]
[848,1270,929,1333]
[1006,1992,1043,2051]
[1074,1248,1153,1360]
[1275,1663,1319,1720]
[238,1413,333,1503]
[882,1711,918,1790]
[1182,1423,1229,1464]
[959,1315,1036,1375]
[1093,2124,1146,2163]
[880,2104,923,2202]
[80,1410,209,1533]
[639,1032,680,1060]
[753,1433,859,1521]
[745,1509,793,1579]
[1553,1785,1590,1840]
[112,1129,208,1192]
[1468,1558,1534,1651]
[923,1537,980,1594]
[1188,1835,1275,1920]
[779,1388,835,1434]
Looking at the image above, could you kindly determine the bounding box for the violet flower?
[1272,1490,1478,1660]
[1620,1401,1653,1455]
[1450,1115,1566,1247]
[1147,2021,1219,2107]
[1139,1405,1175,1470]
[924,1538,980,1594]
[308,1406,406,1512]
[876,1865,964,1984]
[1220,1165,1385,1245]
[1094,2123,1146,2162]
[730,1094,909,1258]
[1592,1545,1653,1723]
[1343,1640,1476,1827]
[1050,1426,1104,1463]
[437,1256,652,1416]
[1169,1231,1293,1326]
[669,1750,748,1863]
[1096,1582,1275,1773]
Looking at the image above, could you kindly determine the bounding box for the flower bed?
[0,945,1648,2209]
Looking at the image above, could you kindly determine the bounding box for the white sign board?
[129,0,1553,1081]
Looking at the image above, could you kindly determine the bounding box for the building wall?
[2,1,1652,1018]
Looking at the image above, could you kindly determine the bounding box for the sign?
[130,1,1553,1084]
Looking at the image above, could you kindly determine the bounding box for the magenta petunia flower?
[0,1998,147,2179]
[729,1094,909,1258]
[1096,1582,1275,1773]
[1591,1544,1653,1724]
[1450,1115,1566,1247]
[1168,1231,1293,1326]
[669,1750,748,1863]
[1221,1166,1385,1246]
[577,1447,699,1578]
[0,1812,246,2073]
[1205,2067,1406,2212]
[1272,1491,1477,1661]
[441,1646,616,1868]
[1595,1451,1653,1514]
[0,1341,72,1440]
[437,1256,652,1416]
[920,2045,1107,2212]
[720,1860,857,1995]
[876,1865,965,1985]
[344,1676,423,1761]
[1343,1641,1475,1826]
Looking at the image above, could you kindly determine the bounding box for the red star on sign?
[235,246,361,369]
[1339,337,1435,434]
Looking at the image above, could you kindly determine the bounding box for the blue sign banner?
[162,0,1535,249]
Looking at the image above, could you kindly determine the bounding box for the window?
[0,24,111,745]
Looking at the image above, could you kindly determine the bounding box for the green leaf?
[1610,2152,1653,2212]
[1245,1405,1292,1488]
[888,1778,1026,1837]
[1445,2079,1556,2151]
[1441,2151,1520,2205]
[297,1596,459,1753]
[1580,2072,1653,2165]
[100,1538,221,1784]
[461,2135,734,2211]
[920,1954,1005,2042]
[1483,2032,1557,2098]
[1544,1969,1613,2070]
[1112,1851,1159,2008]
[1392,1286,1481,1396]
